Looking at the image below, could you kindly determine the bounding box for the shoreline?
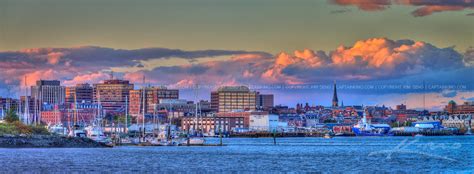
[0,135,111,148]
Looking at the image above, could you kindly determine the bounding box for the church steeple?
[332,81,338,107]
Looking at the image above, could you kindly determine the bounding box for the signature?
[368,138,462,161]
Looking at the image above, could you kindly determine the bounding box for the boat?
[68,127,87,138]
[414,134,424,137]
[85,125,109,143]
[48,123,68,136]
[323,133,333,139]
[181,137,205,145]
[352,109,392,136]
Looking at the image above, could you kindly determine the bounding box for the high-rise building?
[93,79,134,114]
[129,86,179,117]
[211,86,257,113]
[257,94,274,110]
[332,82,339,107]
[65,83,93,104]
[31,80,66,105]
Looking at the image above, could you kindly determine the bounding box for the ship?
[352,110,392,136]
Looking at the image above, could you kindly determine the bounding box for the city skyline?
[0,0,473,110]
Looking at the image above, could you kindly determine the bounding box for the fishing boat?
[352,109,392,136]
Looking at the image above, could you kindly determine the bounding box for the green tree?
[4,108,19,123]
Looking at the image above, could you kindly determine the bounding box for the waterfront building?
[181,115,246,134]
[93,79,134,114]
[249,114,279,132]
[279,113,305,127]
[129,86,179,118]
[65,83,93,104]
[441,114,472,131]
[31,80,66,105]
[214,116,245,133]
[445,101,474,114]
[210,86,257,113]
[40,104,98,125]
[215,111,268,128]
[257,94,274,111]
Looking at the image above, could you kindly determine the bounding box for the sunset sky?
[0,0,473,110]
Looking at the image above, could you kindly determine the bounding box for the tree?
[4,108,19,123]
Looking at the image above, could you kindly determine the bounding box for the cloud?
[63,72,110,86]
[464,47,474,66]
[0,38,472,108]
[262,38,465,85]
[441,90,458,98]
[0,46,269,89]
[330,0,392,11]
[330,0,474,17]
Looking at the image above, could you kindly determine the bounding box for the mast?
[194,84,198,134]
[125,95,128,134]
[17,86,21,119]
[142,75,146,141]
[74,92,77,127]
[23,76,29,125]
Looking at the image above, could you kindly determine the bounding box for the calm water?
[1,136,474,173]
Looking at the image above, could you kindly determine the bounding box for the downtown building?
[210,86,258,113]
[31,80,66,105]
[129,86,179,119]
[65,83,94,104]
[93,79,134,114]
[257,94,274,111]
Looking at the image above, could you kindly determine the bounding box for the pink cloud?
[331,0,391,11]
[63,72,110,86]
[330,0,474,16]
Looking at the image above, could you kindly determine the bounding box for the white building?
[249,114,279,132]
[442,114,472,130]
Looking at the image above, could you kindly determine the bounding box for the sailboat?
[85,90,109,143]
[182,85,205,145]
[68,94,86,138]
[48,104,68,136]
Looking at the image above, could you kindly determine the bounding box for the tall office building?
[65,83,93,104]
[257,94,274,110]
[210,86,257,113]
[129,86,179,117]
[31,80,66,105]
[93,79,134,113]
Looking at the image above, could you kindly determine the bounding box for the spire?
[332,81,338,107]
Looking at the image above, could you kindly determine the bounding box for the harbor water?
[1,136,473,173]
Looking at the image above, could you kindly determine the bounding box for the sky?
[0,0,473,110]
